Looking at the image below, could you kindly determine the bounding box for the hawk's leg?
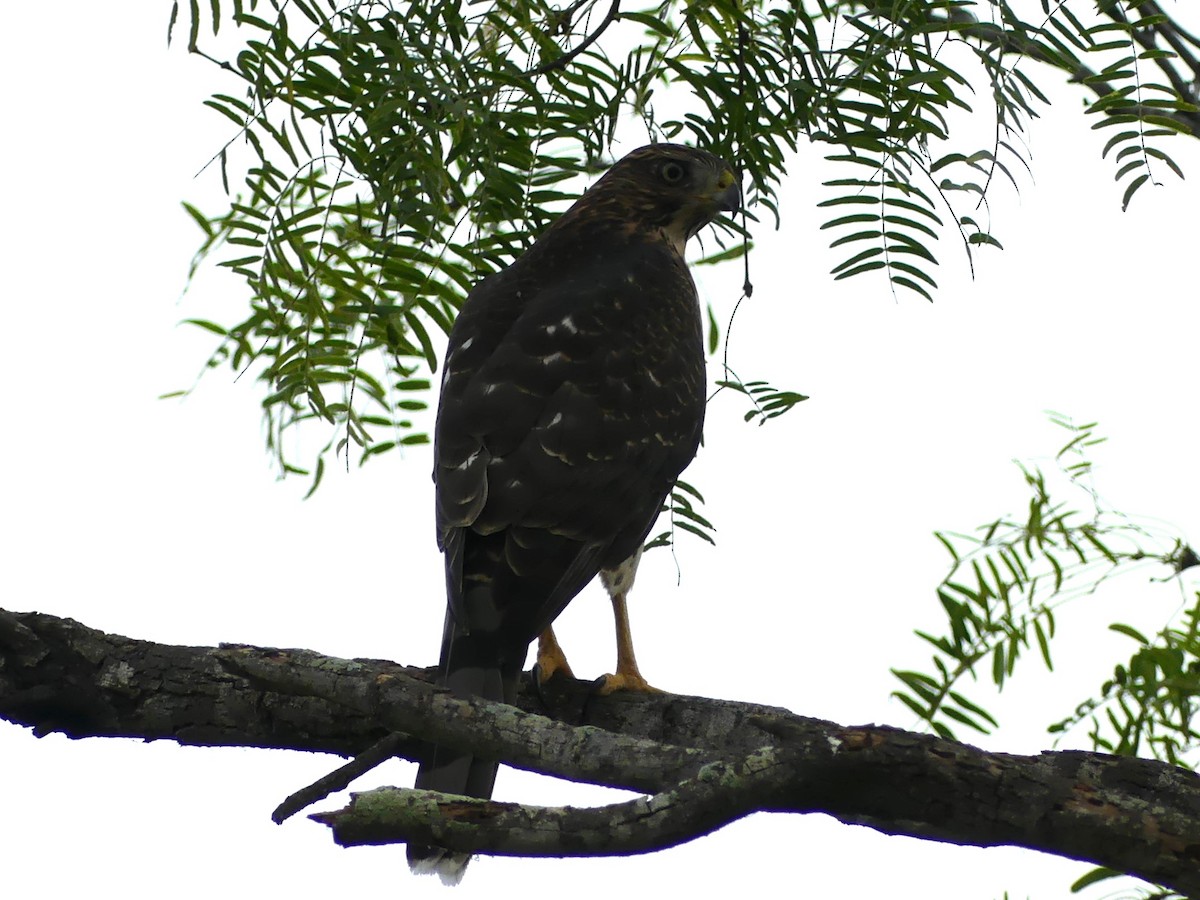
[595,548,661,694]
[534,626,575,683]
[595,586,661,694]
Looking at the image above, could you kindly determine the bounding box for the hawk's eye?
[660,161,687,185]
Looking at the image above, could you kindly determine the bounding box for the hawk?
[409,144,740,883]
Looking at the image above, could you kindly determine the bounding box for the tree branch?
[314,747,785,857]
[3,607,1199,893]
[525,0,621,77]
[272,731,410,823]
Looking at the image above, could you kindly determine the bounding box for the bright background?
[2,5,1198,899]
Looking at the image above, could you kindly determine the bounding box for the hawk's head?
[574,144,741,254]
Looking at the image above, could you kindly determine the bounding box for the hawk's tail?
[407,607,520,885]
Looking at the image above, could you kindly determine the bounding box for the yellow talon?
[535,627,574,683]
[594,670,662,695]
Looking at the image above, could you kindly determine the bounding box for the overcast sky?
[3,5,1198,899]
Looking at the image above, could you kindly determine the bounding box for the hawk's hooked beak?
[713,167,741,213]
[682,164,743,243]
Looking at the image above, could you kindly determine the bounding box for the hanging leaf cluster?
[646,480,718,549]
[168,0,1198,488]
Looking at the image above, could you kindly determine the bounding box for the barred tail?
[407,604,520,885]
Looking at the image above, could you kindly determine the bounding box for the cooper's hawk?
[409,144,740,883]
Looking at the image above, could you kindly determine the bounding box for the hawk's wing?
[434,237,705,644]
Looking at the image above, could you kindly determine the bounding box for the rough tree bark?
[2,607,1198,894]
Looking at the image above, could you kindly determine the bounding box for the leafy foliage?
[893,415,1197,742]
[646,479,718,549]
[714,375,809,425]
[894,414,1198,897]
[1052,572,1200,767]
[169,0,1198,487]
[1073,1,1198,210]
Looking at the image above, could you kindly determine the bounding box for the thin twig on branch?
[273,732,409,823]
[525,0,621,77]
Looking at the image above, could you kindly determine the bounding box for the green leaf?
[302,456,325,500]
[947,691,999,729]
[1033,619,1053,671]
[940,705,991,734]
[187,0,200,50]
[182,318,230,336]
[933,531,959,562]
[967,232,1003,249]
[673,519,716,545]
[404,312,439,374]
[830,246,884,275]
[1069,867,1122,892]
[622,11,677,38]
[1121,173,1149,211]
[695,243,750,266]
[1109,623,1150,644]
[891,690,933,721]
[890,274,934,302]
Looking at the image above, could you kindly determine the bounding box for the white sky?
[2,5,1198,899]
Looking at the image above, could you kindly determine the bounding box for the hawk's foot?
[592,670,663,695]
[534,627,575,684]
